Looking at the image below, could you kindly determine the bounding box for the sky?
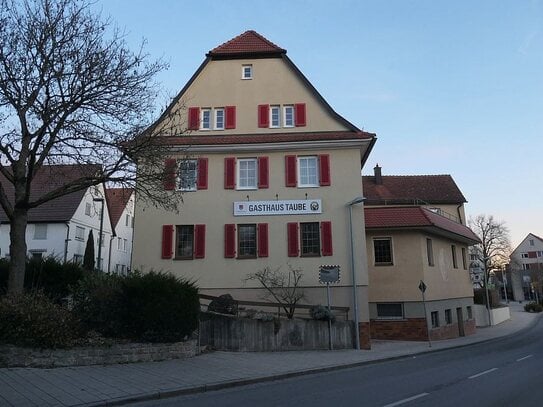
[95,0,543,248]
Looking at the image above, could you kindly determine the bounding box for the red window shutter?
[258,156,269,189]
[188,107,200,130]
[319,154,331,186]
[196,157,208,190]
[163,159,177,191]
[224,224,236,258]
[285,155,297,187]
[225,106,236,129]
[194,224,206,259]
[321,221,333,256]
[258,223,269,257]
[287,222,299,257]
[258,104,269,128]
[161,225,174,259]
[295,103,306,127]
[224,157,236,189]
[528,251,537,258]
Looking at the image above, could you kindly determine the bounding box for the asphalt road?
[131,318,543,407]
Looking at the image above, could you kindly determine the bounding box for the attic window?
[242,64,252,80]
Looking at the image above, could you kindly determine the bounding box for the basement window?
[376,303,404,320]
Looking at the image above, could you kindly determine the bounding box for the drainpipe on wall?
[63,222,70,263]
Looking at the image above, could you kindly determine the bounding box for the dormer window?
[242,64,252,79]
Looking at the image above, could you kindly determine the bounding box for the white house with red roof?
[509,233,543,301]
[105,188,135,274]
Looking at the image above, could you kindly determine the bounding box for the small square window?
[177,159,198,191]
[374,238,393,265]
[237,158,257,190]
[270,105,281,128]
[215,108,225,130]
[238,224,257,258]
[431,311,439,328]
[284,105,294,127]
[445,309,452,324]
[300,222,320,257]
[242,64,252,79]
[34,224,47,240]
[200,108,211,130]
[298,156,319,187]
[176,225,194,259]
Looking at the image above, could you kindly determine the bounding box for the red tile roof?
[365,206,480,244]
[105,188,133,229]
[208,30,286,57]
[362,175,466,205]
[161,131,374,146]
[0,165,101,223]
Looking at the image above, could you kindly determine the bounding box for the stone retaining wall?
[0,340,197,368]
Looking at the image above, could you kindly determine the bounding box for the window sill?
[176,188,197,192]
[297,185,319,189]
[237,255,257,260]
[375,263,394,266]
[375,317,406,321]
[300,253,321,258]
[236,187,258,191]
[174,256,194,261]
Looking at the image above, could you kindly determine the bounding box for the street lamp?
[93,198,105,271]
[347,196,366,350]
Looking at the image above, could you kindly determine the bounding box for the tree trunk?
[7,209,29,294]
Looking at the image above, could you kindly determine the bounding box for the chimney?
[374,164,382,185]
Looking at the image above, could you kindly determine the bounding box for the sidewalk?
[0,302,539,407]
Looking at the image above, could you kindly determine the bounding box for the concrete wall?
[200,314,354,351]
[474,304,511,327]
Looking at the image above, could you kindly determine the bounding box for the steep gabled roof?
[0,165,101,223]
[511,233,543,256]
[365,206,480,244]
[363,175,467,205]
[105,188,133,229]
[207,30,286,57]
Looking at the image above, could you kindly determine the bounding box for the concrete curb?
[83,312,543,407]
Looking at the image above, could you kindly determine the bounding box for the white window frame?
[75,226,85,241]
[33,224,47,240]
[200,108,211,130]
[270,105,281,128]
[117,237,123,250]
[177,159,198,192]
[214,108,225,130]
[237,158,258,190]
[283,105,294,127]
[241,64,252,80]
[297,156,319,187]
[85,202,91,216]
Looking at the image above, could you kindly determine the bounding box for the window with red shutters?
[295,103,306,127]
[224,157,236,189]
[258,104,269,128]
[287,222,299,257]
[285,155,297,187]
[321,221,333,256]
[194,224,206,259]
[225,106,236,129]
[197,158,208,190]
[161,225,174,259]
[224,224,236,258]
[188,107,200,130]
[319,154,331,186]
[258,156,269,188]
[258,223,269,257]
[163,159,176,191]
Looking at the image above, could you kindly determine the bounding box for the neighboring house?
[509,233,543,301]
[362,165,480,340]
[105,188,135,275]
[132,31,376,348]
[0,165,113,269]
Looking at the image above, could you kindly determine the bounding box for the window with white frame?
[178,159,198,191]
[215,108,225,130]
[242,64,252,79]
[298,156,319,187]
[85,202,91,216]
[283,105,294,127]
[270,105,281,128]
[237,158,257,190]
[530,239,535,246]
[34,224,47,240]
[521,253,529,258]
[200,108,211,130]
[75,226,85,241]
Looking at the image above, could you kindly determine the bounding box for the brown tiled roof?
[208,30,286,57]
[105,188,133,229]
[365,206,480,244]
[0,165,101,223]
[162,131,374,146]
[362,175,467,205]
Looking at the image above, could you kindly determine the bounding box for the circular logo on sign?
[310,201,319,211]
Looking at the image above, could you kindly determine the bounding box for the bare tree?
[0,0,182,293]
[245,265,305,319]
[469,214,511,287]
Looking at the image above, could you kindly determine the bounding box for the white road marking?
[382,393,430,407]
[516,354,533,362]
[468,367,498,379]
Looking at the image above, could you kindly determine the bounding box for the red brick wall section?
[370,318,428,341]
[464,319,476,336]
[359,322,371,349]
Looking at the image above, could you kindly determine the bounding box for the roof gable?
[105,188,133,229]
[511,233,543,255]
[207,30,286,58]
